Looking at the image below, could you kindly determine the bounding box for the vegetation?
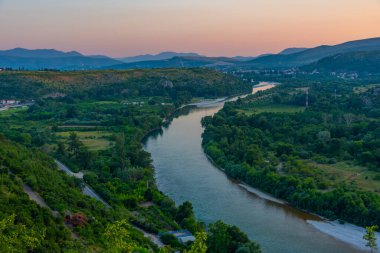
[0,214,45,252]
[363,225,378,253]
[301,50,380,75]
[185,231,207,253]
[203,76,380,228]
[206,221,261,253]
[0,69,250,103]
[0,69,259,252]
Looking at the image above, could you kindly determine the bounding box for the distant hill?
[232,56,259,61]
[0,48,82,58]
[279,47,308,55]
[0,68,249,100]
[104,56,238,70]
[2,37,380,71]
[0,48,122,70]
[246,37,380,68]
[117,51,202,63]
[232,54,272,61]
[301,50,380,74]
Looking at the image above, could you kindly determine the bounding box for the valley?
[0,37,379,253]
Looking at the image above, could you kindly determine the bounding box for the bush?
[160,233,181,247]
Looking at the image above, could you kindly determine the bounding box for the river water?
[144,83,366,253]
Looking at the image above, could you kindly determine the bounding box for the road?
[55,160,109,207]
[54,160,163,247]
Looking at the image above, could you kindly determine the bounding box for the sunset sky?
[0,0,379,57]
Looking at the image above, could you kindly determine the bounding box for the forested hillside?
[0,69,260,252]
[301,50,380,74]
[0,69,249,103]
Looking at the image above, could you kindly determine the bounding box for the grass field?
[353,84,380,94]
[56,131,113,151]
[237,104,305,116]
[305,161,380,194]
[0,107,28,117]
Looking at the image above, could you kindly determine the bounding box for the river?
[143,82,368,253]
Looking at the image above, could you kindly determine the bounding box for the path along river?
[144,82,374,253]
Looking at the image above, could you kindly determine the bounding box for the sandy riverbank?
[308,220,380,252]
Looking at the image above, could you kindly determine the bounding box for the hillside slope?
[301,50,380,74]
[104,56,237,70]
[0,68,250,100]
[117,51,201,63]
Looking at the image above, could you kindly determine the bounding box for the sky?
[0,0,379,57]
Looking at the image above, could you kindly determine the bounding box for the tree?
[56,141,66,156]
[206,221,231,253]
[363,225,378,253]
[235,242,261,253]
[66,106,78,118]
[186,231,207,253]
[104,219,136,253]
[206,221,254,253]
[114,133,130,172]
[67,132,82,158]
[0,214,45,252]
[343,113,355,127]
[176,201,194,223]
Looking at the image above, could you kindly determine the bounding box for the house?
[0,100,19,106]
[164,230,195,244]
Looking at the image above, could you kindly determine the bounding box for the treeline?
[0,69,251,105]
[202,80,380,228]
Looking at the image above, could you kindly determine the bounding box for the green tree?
[67,132,82,158]
[206,221,250,253]
[0,214,45,252]
[235,242,262,253]
[66,106,78,118]
[176,201,194,223]
[186,231,207,253]
[56,141,66,156]
[363,225,378,253]
[104,219,136,253]
[114,132,130,172]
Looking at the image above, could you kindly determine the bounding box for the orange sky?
[0,0,379,57]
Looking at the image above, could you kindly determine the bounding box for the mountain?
[301,50,380,74]
[232,54,272,61]
[246,37,380,68]
[279,47,308,55]
[0,48,82,58]
[117,51,202,63]
[0,48,122,70]
[104,56,237,70]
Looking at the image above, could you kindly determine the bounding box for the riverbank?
[206,149,378,251]
[199,82,377,252]
[308,220,380,252]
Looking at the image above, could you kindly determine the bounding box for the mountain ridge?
[246,37,380,68]
[301,50,380,74]
[0,48,122,70]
